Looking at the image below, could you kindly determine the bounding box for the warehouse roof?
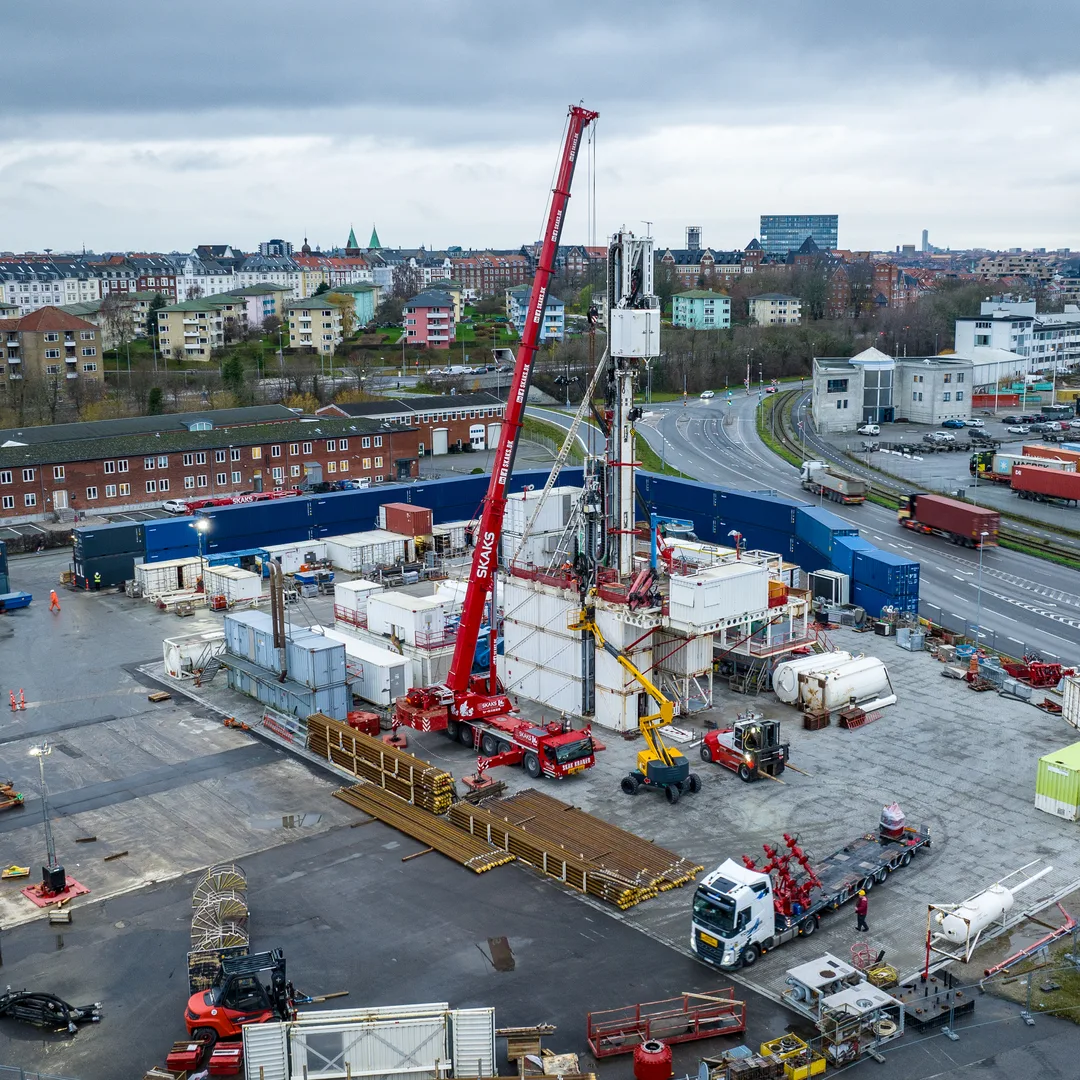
[315,392,505,419]
[0,415,394,469]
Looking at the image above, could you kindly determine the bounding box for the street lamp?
[192,518,210,586]
[29,742,63,894]
[974,530,990,647]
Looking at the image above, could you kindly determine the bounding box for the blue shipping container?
[852,549,921,596]
[143,516,199,551]
[0,539,7,576]
[831,535,874,579]
[74,522,144,560]
[795,506,859,558]
[0,572,9,594]
[793,539,830,575]
[145,544,199,563]
[852,581,920,618]
[74,552,137,587]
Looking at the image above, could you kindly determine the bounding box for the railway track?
[769,390,1080,565]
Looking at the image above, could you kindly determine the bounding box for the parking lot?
[2,550,1080,1078]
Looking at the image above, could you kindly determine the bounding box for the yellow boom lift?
[570,607,702,805]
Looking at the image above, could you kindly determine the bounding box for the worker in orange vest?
[49,590,61,613]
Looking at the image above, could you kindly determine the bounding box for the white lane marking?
[1008,637,1024,643]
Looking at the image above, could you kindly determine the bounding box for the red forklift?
[699,711,789,782]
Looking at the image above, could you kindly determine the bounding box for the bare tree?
[326,292,357,339]
[100,292,134,355]
[391,263,423,300]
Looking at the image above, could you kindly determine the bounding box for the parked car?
[970,430,996,444]
[965,418,985,427]
[1006,424,1030,434]
[700,390,715,399]
[857,423,880,436]
[1002,414,1024,425]
[1021,414,1043,424]
[941,418,966,428]
[935,431,957,442]
[1070,419,1080,429]
[161,499,190,515]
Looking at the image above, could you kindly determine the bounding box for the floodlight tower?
[605,228,660,578]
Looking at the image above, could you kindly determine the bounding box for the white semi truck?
[800,461,868,505]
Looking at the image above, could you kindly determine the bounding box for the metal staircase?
[194,647,224,686]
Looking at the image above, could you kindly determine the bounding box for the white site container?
[1063,674,1080,730]
[324,530,411,573]
[432,521,469,552]
[162,629,225,679]
[203,565,263,604]
[310,625,411,705]
[663,540,736,568]
[263,540,328,575]
[773,651,855,704]
[668,562,770,627]
[135,557,202,596]
[503,486,581,536]
[799,655,895,713]
[333,578,383,622]
[656,631,713,677]
[434,579,470,612]
[345,625,453,689]
[366,592,450,646]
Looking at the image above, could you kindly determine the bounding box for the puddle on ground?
[250,813,323,830]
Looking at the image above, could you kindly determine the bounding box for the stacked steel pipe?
[334,783,514,873]
[308,714,454,813]
[475,788,703,893]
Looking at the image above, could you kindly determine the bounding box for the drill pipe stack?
[334,783,514,873]
[309,714,455,814]
[478,788,703,892]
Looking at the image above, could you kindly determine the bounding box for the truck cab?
[699,712,788,781]
[691,860,778,969]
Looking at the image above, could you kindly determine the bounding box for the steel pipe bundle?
[447,801,653,909]
[309,714,455,814]
[478,788,702,893]
[333,783,514,873]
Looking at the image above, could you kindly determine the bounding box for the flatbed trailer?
[691,821,931,970]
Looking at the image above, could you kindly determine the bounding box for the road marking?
[997,613,1018,623]
[1008,637,1024,644]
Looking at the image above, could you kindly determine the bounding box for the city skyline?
[3,1,1079,252]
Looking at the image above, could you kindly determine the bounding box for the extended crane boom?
[446,105,598,691]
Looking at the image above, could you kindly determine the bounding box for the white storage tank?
[668,562,770,627]
[773,651,854,704]
[203,565,263,605]
[263,540,328,575]
[366,591,451,647]
[800,655,895,714]
[310,625,411,706]
[324,530,412,572]
[135,557,202,597]
[333,579,383,626]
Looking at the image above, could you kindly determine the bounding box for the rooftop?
[749,293,800,301]
[674,289,730,299]
[316,392,505,418]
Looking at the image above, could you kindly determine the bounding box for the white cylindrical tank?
[935,885,1014,943]
[773,652,853,704]
[800,656,894,713]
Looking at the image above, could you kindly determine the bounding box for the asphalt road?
[529,397,1080,667]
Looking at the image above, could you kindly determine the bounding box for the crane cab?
[700,711,788,782]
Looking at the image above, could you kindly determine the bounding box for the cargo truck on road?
[800,460,867,504]
[690,810,930,970]
[897,492,1000,547]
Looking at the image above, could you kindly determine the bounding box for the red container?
[634,1041,673,1080]
[912,494,1000,545]
[1022,444,1080,466]
[380,502,433,537]
[167,1044,206,1072]
[209,1043,244,1076]
[1012,466,1080,502]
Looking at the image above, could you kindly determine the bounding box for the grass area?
[989,942,1080,1025]
[755,394,803,468]
[520,416,584,464]
[635,390,688,403]
[635,432,693,479]
[999,538,1080,571]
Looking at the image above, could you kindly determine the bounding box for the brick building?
[316,392,505,457]
[0,405,419,523]
[449,253,530,298]
[0,307,104,398]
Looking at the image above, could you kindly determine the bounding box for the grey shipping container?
[284,631,347,690]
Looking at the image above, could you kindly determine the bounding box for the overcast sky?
[3,0,1078,254]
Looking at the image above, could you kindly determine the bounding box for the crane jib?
[443,105,598,694]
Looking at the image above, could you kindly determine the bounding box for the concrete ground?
[2,551,1079,1078]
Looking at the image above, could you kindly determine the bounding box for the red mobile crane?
[392,105,600,782]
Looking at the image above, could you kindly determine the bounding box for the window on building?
[103,460,115,474]
[290,443,299,454]
[339,460,349,472]
[327,439,336,452]
[158,455,168,468]
[118,459,128,472]
[0,470,9,484]
[374,456,383,469]
[53,465,65,480]
[302,442,312,454]
[374,474,385,484]
[80,330,94,341]
[270,444,282,458]
[119,482,130,496]
[231,471,241,484]
[197,475,208,488]
[184,476,195,489]
[374,435,383,448]
[44,332,59,343]
[290,464,302,477]
[943,392,951,402]
[216,472,227,485]
[362,457,372,469]
[45,364,60,374]
[183,453,194,466]
[102,484,116,498]
[912,391,918,401]
[339,439,348,451]
[1,495,12,510]
[159,479,169,492]
[144,457,155,470]
[326,461,337,474]
[272,466,284,481]
[196,452,206,465]
[826,378,849,394]
[361,436,371,449]
[215,450,226,463]
[230,448,240,462]
[956,391,965,401]
[957,373,965,383]
[86,486,98,500]
[836,400,844,410]
[82,362,97,372]
[251,446,262,460]
[145,480,157,493]
[24,493,36,507]
[943,373,952,384]
[22,468,34,482]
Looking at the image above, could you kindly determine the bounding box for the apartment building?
[286,299,343,353]
[505,285,564,341]
[403,290,456,348]
[748,293,802,326]
[671,290,731,330]
[157,296,249,360]
[449,253,530,297]
[0,307,104,395]
[0,406,420,523]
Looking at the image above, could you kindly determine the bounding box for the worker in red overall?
[855,889,869,932]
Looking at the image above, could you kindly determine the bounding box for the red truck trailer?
[1022,444,1080,467]
[897,492,1000,547]
[1012,466,1080,507]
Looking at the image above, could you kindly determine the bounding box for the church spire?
[368,224,381,250]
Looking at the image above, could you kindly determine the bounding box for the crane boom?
[446,105,598,691]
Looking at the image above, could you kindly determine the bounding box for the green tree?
[147,386,164,414]
[314,281,330,295]
[221,353,247,398]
